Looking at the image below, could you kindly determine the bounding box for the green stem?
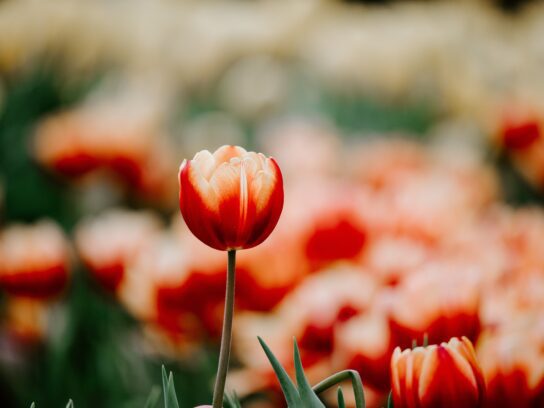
[312,370,366,408]
[212,250,237,408]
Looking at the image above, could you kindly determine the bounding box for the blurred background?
[1,0,544,407]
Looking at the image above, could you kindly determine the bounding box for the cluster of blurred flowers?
[3,0,544,121]
[4,0,544,195]
[2,1,544,407]
[1,109,543,406]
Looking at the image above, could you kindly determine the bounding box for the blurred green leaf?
[145,386,161,408]
[224,393,242,408]
[162,366,180,408]
[66,399,74,408]
[387,391,394,408]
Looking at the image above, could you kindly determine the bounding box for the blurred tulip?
[279,267,377,367]
[497,105,541,151]
[256,119,342,181]
[178,145,283,251]
[0,221,70,299]
[3,297,48,344]
[391,337,486,408]
[286,180,368,270]
[118,233,224,340]
[351,138,497,244]
[333,312,393,391]
[75,209,163,292]
[478,328,544,408]
[235,267,378,376]
[389,267,481,347]
[32,84,179,206]
[362,236,430,286]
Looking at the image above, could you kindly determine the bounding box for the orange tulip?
[178,145,283,251]
[391,337,486,408]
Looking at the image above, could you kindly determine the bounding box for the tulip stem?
[212,249,237,408]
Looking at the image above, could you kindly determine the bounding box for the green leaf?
[161,365,180,408]
[224,393,242,408]
[66,400,74,408]
[312,370,365,408]
[30,403,35,408]
[387,391,394,408]
[258,337,301,407]
[144,385,161,408]
[293,339,324,407]
[337,387,346,408]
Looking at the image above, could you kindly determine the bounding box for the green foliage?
[337,388,345,408]
[224,393,243,408]
[258,337,366,408]
[258,337,324,408]
[144,386,161,408]
[162,366,180,408]
[387,391,394,408]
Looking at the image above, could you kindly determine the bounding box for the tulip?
[389,269,481,347]
[178,145,284,408]
[0,221,70,299]
[391,336,486,408]
[75,209,162,293]
[478,328,544,408]
[178,145,283,251]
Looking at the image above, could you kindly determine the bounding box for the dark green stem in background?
[212,250,237,408]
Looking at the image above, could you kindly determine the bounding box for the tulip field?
[1,1,544,408]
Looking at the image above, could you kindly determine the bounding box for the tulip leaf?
[293,339,325,407]
[144,385,161,408]
[66,400,74,408]
[224,393,242,408]
[30,403,35,408]
[337,387,346,408]
[313,370,365,408]
[258,337,301,407]
[161,365,180,408]
[387,391,394,408]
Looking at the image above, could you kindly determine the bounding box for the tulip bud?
[391,336,486,408]
[178,145,283,251]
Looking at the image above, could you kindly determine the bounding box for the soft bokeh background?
[1,0,544,407]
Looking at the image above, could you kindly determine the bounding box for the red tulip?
[391,336,486,408]
[478,328,544,408]
[0,221,70,299]
[75,209,162,292]
[389,268,481,347]
[178,145,283,251]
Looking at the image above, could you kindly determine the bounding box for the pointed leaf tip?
[258,336,301,407]
[293,338,324,407]
[161,365,180,408]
